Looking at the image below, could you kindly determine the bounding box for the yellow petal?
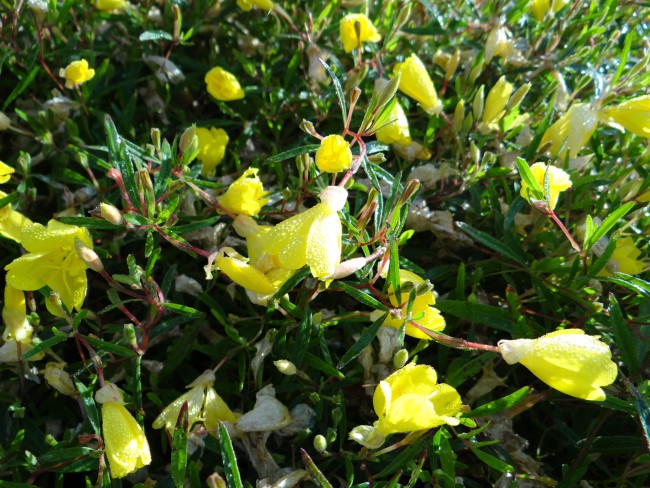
[205,67,245,101]
[541,103,599,158]
[600,95,650,138]
[219,168,269,216]
[102,402,152,479]
[306,211,341,279]
[152,385,206,432]
[196,127,229,177]
[315,135,352,173]
[203,387,239,430]
[393,54,442,115]
[216,255,277,295]
[339,13,381,53]
[0,161,14,184]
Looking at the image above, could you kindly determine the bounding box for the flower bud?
[74,237,104,273]
[43,362,77,397]
[179,125,197,153]
[0,112,11,131]
[392,348,409,369]
[313,434,328,453]
[274,359,297,375]
[98,202,124,225]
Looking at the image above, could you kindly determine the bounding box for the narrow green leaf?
[123,213,150,226]
[271,267,311,302]
[74,380,101,435]
[525,91,557,160]
[516,157,543,200]
[82,336,136,357]
[104,115,141,212]
[320,60,347,125]
[337,313,387,369]
[585,202,635,251]
[218,423,243,488]
[58,217,123,230]
[21,333,68,360]
[607,294,640,373]
[301,449,334,488]
[3,66,39,111]
[161,302,204,317]
[627,380,650,449]
[264,144,320,165]
[457,222,526,265]
[171,404,189,488]
[599,273,650,299]
[470,447,514,473]
[332,282,388,311]
[465,387,530,418]
[612,31,634,86]
[292,307,312,368]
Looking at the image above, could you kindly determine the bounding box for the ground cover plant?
[0,0,649,486]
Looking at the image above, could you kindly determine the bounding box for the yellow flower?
[541,103,599,158]
[375,100,411,146]
[600,95,650,138]
[59,59,95,89]
[315,135,352,173]
[205,67,245,101]
[530,0,570,21]
[0,161,14,184]
[43,362,77,397]
[485,25,514,63]
[498,329,617,401]
[377,269,445,339]
[520,162,571,210]
[96,0,125,12]
[373,363,462,435]
[339,13,381,53]
[480,76,513,132]
[236,0,273,11]
[219,168,269,216]
[153,370,237,433]
[195,127,229,177]
[0,191,33,243]
[601,237,646,276]
[5,220,93,312]
[0,339,43,362]
[216,250,278,296]
[393,54,442,115]
[2,285,32,343]
[258,186,347,279]
[96,383,151,479]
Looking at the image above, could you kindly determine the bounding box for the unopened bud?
[179,125,197,153]
[398,179,421,206]
[468,59,484,85]
[445,48,460,81]
[469,141,481,166]
[367,153,386,164]
[43,363,77,397]
[99,202,123,225]
[313,434,328,453]
[473,85,485,121]
[274,359,297,375]
[207,473,228,488]
[123,323,138,349]
[416,280,433,297]
[74,238,103,273]
[393,349,409,369]
[506,83,532,111]
[299,119,318,137]
[0,112,11,131]
[151,128,161,152]
[453,100,465,132]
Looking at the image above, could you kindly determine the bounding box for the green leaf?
[435,300,513,332]
[465,387,530,417]
[599,273,650,299]
[264,144,320,165]
[515,156,543,200]
[3,66,39,111]
[525,91,557,160]
[457,222,526,265]
[21,332,68,360]
[58,217,123,230]
[171,404,189,488]
[74,380,101,435]
[82,335,136,357]
[161,302,204,317]
[612,31,634,86]
[123,213,150,226]
[218,423,243,488]
[332,282,388,311]
[104,115,141,212]
[627,380,650,450]
[301,449,334,488]
[607,294,640,373]
[292,308,312,368]
[337,313,387,369]
[585,202,635,251]
[470,447,514,473]
[320,60,347,125]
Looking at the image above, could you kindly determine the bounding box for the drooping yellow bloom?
[236,0,273,11]
[373,363,462,435]
[205,67,245,101]
[257,186,347,279]
[377,269,445,339]
[96,0,125,12]
[480,76,513,132]
[152,370,238,433]
[59,60,95,89]
[541,103,599,158]
[5,220,93,312]
[315,135,352,173]
[0,161,14,184]
[219,168,269,216]
[393,54,442,115]
[339,13,381,53]
[498,329,617,401]
[0,190,33,243]
[520,162,571,210]
[43,362,78,397]
[96,383,151,479]
[195,127,229,177]
[375,100,411,146]
[2,285,32,343]
[600,95,650,138]
[601,237,646,276]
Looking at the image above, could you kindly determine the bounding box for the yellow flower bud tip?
[339,13,382,53]
[393,54,442,115]
[485,25,514,63]
[204,67,245,102]
[59,59,95,89]
[195,127,229,177]
[498,329,618,401]
[600,95,650,138]
[0,161,14,184]
[274,359,297,375]
[219,168,269,216]
[315,135,353,173]
[101,402,151,478]
[541,103,599,158]
[520,162,571,210]
[481,76,514,131]
[5,220,93,312]
[96,0,126,12]
[373,363,462,435]
[236,0,274,11]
